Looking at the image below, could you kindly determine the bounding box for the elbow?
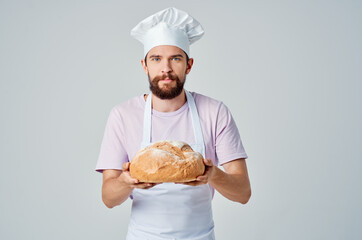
[240,198,250,205]
[105,202,115,209]
[239,189,252,205]
[103,199,115,209]
[102,193,128,209]
[102,195,118,209]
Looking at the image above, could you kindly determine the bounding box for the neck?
[145,89,187,112]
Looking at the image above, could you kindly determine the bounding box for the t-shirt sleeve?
[215,102,248,165]
[95,107,129,173]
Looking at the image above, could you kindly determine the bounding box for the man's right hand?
[102,163,159,208]
[118,162,160,190]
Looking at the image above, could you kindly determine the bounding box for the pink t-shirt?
[96,92,248,172]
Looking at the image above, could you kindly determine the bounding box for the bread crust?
[130,141,205,183]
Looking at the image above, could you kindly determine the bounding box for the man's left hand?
[175,158,216,186]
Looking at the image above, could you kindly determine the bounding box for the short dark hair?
[144,50,190,66]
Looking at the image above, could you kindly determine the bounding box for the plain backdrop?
[1,0,361,239]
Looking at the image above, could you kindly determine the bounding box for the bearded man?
[96,7,251,240]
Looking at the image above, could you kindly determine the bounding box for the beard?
[148,73,185,99]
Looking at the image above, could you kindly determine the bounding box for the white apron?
[126,90,215,240]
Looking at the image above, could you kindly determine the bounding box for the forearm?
[209,167,251,204]
[102,178,133,208]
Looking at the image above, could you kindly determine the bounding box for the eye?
[172,57,181,61]
[152,57,160,62]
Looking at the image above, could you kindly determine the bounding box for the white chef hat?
[130,7,204,58]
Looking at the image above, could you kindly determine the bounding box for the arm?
[211,158,251,204]
[181,158,251,204]
[102,162,159,208]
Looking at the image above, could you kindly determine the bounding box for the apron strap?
[141,93,152,148]
[141,90,205,157]
[184,90,206,157]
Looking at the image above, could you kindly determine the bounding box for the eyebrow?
[148,54,184,59]
[148,55,161,58]
[170,54,184,58]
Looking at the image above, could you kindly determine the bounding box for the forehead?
[147,45,186,57]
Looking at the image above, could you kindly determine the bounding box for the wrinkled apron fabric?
[126,90,215,240]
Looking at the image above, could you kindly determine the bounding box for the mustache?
[152,73,178,82]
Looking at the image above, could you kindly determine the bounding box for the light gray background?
[1,0,361,239]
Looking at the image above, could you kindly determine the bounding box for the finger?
[118,169,139,185]
[144,183,160,189]
[196,176,208,182]
[122,162,130,171]
[132,183,150,189]
[203,158,213,167]
[133,182,158,189]
[120,171,139,184]
[122,175,138,185]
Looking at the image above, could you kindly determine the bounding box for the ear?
[141,59,148,74]
[185,58,194,74]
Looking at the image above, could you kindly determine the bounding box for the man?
[96,7,251,240]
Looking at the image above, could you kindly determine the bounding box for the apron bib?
[126,90,215,240]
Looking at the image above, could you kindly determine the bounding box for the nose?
[161,60,172,73]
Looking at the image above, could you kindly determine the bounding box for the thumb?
[204,158,213,167]
[122,162,130,171]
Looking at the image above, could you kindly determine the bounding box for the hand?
[118,162,160,190]
[176,158,216,187]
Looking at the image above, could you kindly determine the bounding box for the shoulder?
[191,91,222,108]
[111,95,144,114]
[190,91,229,114]
[107,95,145,122]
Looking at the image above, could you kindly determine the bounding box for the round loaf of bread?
[129,141,205,183]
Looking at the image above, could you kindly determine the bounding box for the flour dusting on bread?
[129,140,205,183]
